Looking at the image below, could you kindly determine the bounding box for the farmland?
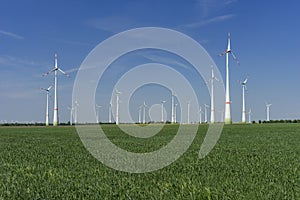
[0,124,299,199]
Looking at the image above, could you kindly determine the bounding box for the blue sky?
[0,0,300,123]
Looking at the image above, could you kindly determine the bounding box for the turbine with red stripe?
[219,33,239,124]
[43,53,69,126]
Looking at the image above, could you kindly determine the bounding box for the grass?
[0,124,299,199]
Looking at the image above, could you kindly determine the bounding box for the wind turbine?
[138,105,142,124]
[208,66,219,124]
[43,53,69,126]
[219,33,239,124]
[143,101,148,124]
[266,102,272,121]
[171,92,175,123]
[67,106,73,125]
[239,77,248,123]
[198,106,203,124]
[109,102,112,123]
[41,86,52,126]
[96,104,102,124]
[73,100,79,124]
[115,90,121,125]
[187,101,190,124]
[248,108,252,123]
[204,104,209,123]
[161,100,166,123]
[174,103,178,123]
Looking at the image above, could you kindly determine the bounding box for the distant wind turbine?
[43,53,69,126]
[198,106,203,124]
[239,77,248,123]
[41,86,52,126]
[266,102,272,121]
[73,100,79,124]
[109,102,112,123]
[115,90,121,125]
[171,92,175,123]
[96,104,102,124]
[161,100,166,123]
[67,106,73,125]
[208,66,219,124]
[204,104,209,123]
[248,108,252,123]
[138,105,142,124]
[219,33,239,124]
[143,101,148,124]
[174,103,178,123]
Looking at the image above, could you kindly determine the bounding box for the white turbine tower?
[43,53,69,126]
[240,77,248,123]
[219,33,239,124]
[96,104,102,124]
[41,86,52,126]
[161,100,166,123]
[174,103,178,123]
[198,106,203,124]
[143,101,148,124]
[208,67,219,124]
[109,102,112,123]
[138,105,142,124]
[73,100,79,124]
[171,92,175,123]
[266,103,272,121]
[204,104,209,123]
[248,108,252,123]
[115,90,121,125]
[67,106,73,125]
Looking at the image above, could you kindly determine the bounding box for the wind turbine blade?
[218,51,226,57]
[42,68,56,76]
[47,86,52,91]
[230,52,240,65]
[58,68,70,77]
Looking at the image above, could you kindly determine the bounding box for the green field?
[0,124,299,199]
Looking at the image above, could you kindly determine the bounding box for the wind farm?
[0,1,299,199]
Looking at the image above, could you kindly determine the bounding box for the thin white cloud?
[0,30,24,40]
[0,55,41,68]
[196,0,238,17]
[87,16,137,33]
[183,14,235,28]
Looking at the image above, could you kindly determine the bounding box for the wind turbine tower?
[74,100,79,124]
[248,108,252,123]
[199,106,203,124]
[96,104,102,124]
[204,104,209,123]
[41,86,52,126]
[219,33,239,124]
[209,67,219,124]
[174,103,178,123]
[161,100,166,123]
[138,105,142,123]
[266,103,272,121]
[43,53,69,126]
[109,102,112,123]
[143,101,147,124]
[67,106,73,125]
[171,92,175,123]
[241,77,248,123]
[115,90,121,125]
